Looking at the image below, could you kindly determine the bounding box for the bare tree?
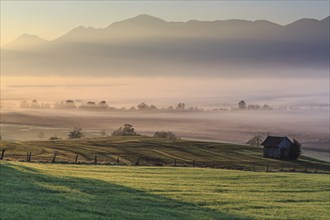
[246,135,264,147]
[38,131,45,140]
[100,129,106,137]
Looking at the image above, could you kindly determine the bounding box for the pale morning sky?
[1,1,329,46]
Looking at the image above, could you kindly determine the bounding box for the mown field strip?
[1,136,329,172]
[150,149,191,162]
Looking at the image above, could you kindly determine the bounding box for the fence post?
[174,159,177,166]
[52,153,57,163]
[0,149,5,160]
[192,160,195,167]
[94,156,97,164]
[26,152,32,162]
[304,168,307,173]
[266,165,269,172]
[135,158,140,166]
[117,157,120,164]
[29,152,32,162]
[75,154,78,163]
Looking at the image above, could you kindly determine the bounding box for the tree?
[31,100,40,109]
[238,100,247,110]
[38,131,45,140]
[176,103,186,111]
[68,127,84,139]
[150,105,158,110]
[137,103,149,110]
[246,135,263,147]
[100,129,106,137]
[112,124,138,136]
[262,104,272,110]
[289,139,301,160]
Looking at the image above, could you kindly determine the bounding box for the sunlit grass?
[1,161,329,219]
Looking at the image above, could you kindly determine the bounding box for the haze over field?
[1,2,330,220]
[1,2,329,161]
[1,15,329,107]
[1,109,329,151]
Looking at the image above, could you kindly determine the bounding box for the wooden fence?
[0,150,329,174]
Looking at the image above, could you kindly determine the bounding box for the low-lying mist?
[1,108,328,151]
[1,75,329,161]
[1,76,329,108]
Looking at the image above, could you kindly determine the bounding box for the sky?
[1,1,329,46]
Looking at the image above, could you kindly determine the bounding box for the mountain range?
[2,14,329,77]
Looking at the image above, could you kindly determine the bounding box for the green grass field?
[0,136,329,172]
[1,161,329,220]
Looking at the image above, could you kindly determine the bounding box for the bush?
[153,131,178,140]
[68,127,84,139]
[49,135,61,141]
[112,124,138,136]
[289,139,301,160]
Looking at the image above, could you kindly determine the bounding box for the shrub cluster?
[49,135,61,141]
[68,127,84,139]
[153,131,177,140]
[289,139,301,160]
[112,124,138,136]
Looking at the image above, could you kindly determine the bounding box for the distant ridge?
[5,15,329,45]
[110,14,167,26]
[5,33,48,49]
[2,14,329,77]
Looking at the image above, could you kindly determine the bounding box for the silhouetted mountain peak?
[286,18,321,28]
[125,14,166,23]
[253,20,281,26]
[56,25,99,42]
[16,33,45,41]
[3,15,328,78]
[110,14,166,28]
[4,33,47,48]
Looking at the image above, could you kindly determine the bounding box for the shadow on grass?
[0,163,249,220]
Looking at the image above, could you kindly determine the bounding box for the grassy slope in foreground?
[0,162,329,220]
[0,136,329,172]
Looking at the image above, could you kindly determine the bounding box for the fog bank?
[1,76,329,108]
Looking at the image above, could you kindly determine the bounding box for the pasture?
[0,162,329,219]
[0,136,329,172]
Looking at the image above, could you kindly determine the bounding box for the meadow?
[1,136,329,172]
[1,161,329,220]
[1,109,329,151]
[1,109,329,162]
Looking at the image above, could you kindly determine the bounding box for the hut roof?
[261,136,292,147]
